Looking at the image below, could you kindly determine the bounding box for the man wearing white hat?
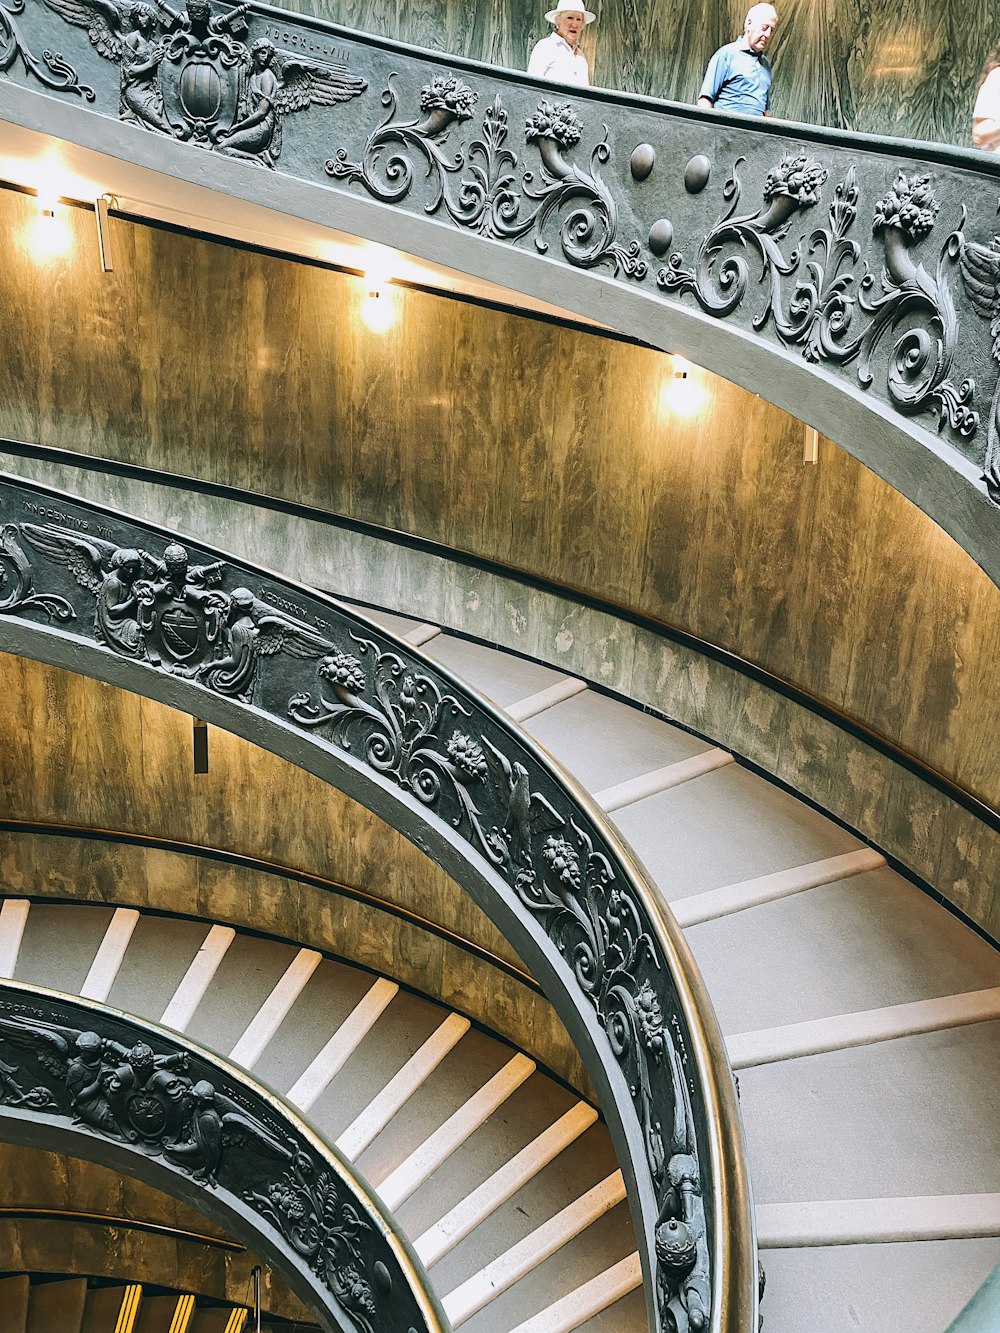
[528,1,596,87]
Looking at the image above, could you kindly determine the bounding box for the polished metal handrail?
[0,471,756,1331]
[0,979,446,1333]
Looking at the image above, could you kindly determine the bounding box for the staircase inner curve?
[0,471,755,1333]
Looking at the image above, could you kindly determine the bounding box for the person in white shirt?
[973,41,1000,152]
[527,0,595,88]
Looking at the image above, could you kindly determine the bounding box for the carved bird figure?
[481,736,563,866]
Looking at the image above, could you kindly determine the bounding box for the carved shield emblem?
[160,34,243,140]
[159,603,205,662]
[127,1091,169,1137]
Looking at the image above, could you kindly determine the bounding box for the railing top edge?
[240,0,1000,177]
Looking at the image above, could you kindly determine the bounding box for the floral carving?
[249,1157,381,1333]
[289,632,708,1326]
[660,157,978,441]
[419,73,476,120]
[0,0,95,99]
[446,730,487,778]
[763,153,827,207]
[873,171,940,243]
[524,98,582,149]
[329,80,646,278]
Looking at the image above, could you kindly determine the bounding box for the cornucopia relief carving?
[4,0,1000,504]
[0,477,717,1333]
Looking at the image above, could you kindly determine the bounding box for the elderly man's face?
[745,6,777,52]
[554,10,584,46]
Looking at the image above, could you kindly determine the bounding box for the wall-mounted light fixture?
[803,424,819,465]
[360,283,399,333]
[28,191,72,263]
[95,193,116,272]
[658,354,707,418]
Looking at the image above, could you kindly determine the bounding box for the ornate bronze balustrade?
[2,0,1000,582]
[0,979,445,1333]
[0,471,756,1333]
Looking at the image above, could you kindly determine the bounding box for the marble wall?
[0,1145,307,1318]
[0,662,589,1091]
[275,0,996,147]
[1,192,996,821]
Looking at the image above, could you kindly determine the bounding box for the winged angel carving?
[38,0,366,162]
[0,1010,296,1184]
[959,234,1000,503]
[18,522,333,702]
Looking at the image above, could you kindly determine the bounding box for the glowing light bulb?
[28,195,72,263]
[360,284,399,333]
[658,367,708,419]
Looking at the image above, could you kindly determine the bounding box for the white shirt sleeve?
[973,68,1000,151]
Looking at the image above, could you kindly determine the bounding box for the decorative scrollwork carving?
[659,158,978,442]
[289,633,706,1326]
[0,0,94,98]
[328,79,646,278]
[0,990,428,1332]
[250,1156,382,1333]
[958,231,1000,503]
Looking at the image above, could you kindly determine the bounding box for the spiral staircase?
[0,583,996,1330]
[1,0,1000,1325]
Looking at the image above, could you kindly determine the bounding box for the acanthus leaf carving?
[0,0,95,99]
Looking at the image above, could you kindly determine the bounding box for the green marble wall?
[1,192,996,820]
[278,0,995,147]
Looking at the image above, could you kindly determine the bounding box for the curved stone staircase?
[2,596,999,1331]
[0,892,643,1333]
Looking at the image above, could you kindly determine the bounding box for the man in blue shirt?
[697,4,778,117]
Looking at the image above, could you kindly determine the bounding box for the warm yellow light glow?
[360,284,400,333]
[658,372,708,419]
[28,198,73,262]
[673,354,692,379]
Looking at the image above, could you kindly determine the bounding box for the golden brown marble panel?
[0,657,589,1092]
[0,190,997,816]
